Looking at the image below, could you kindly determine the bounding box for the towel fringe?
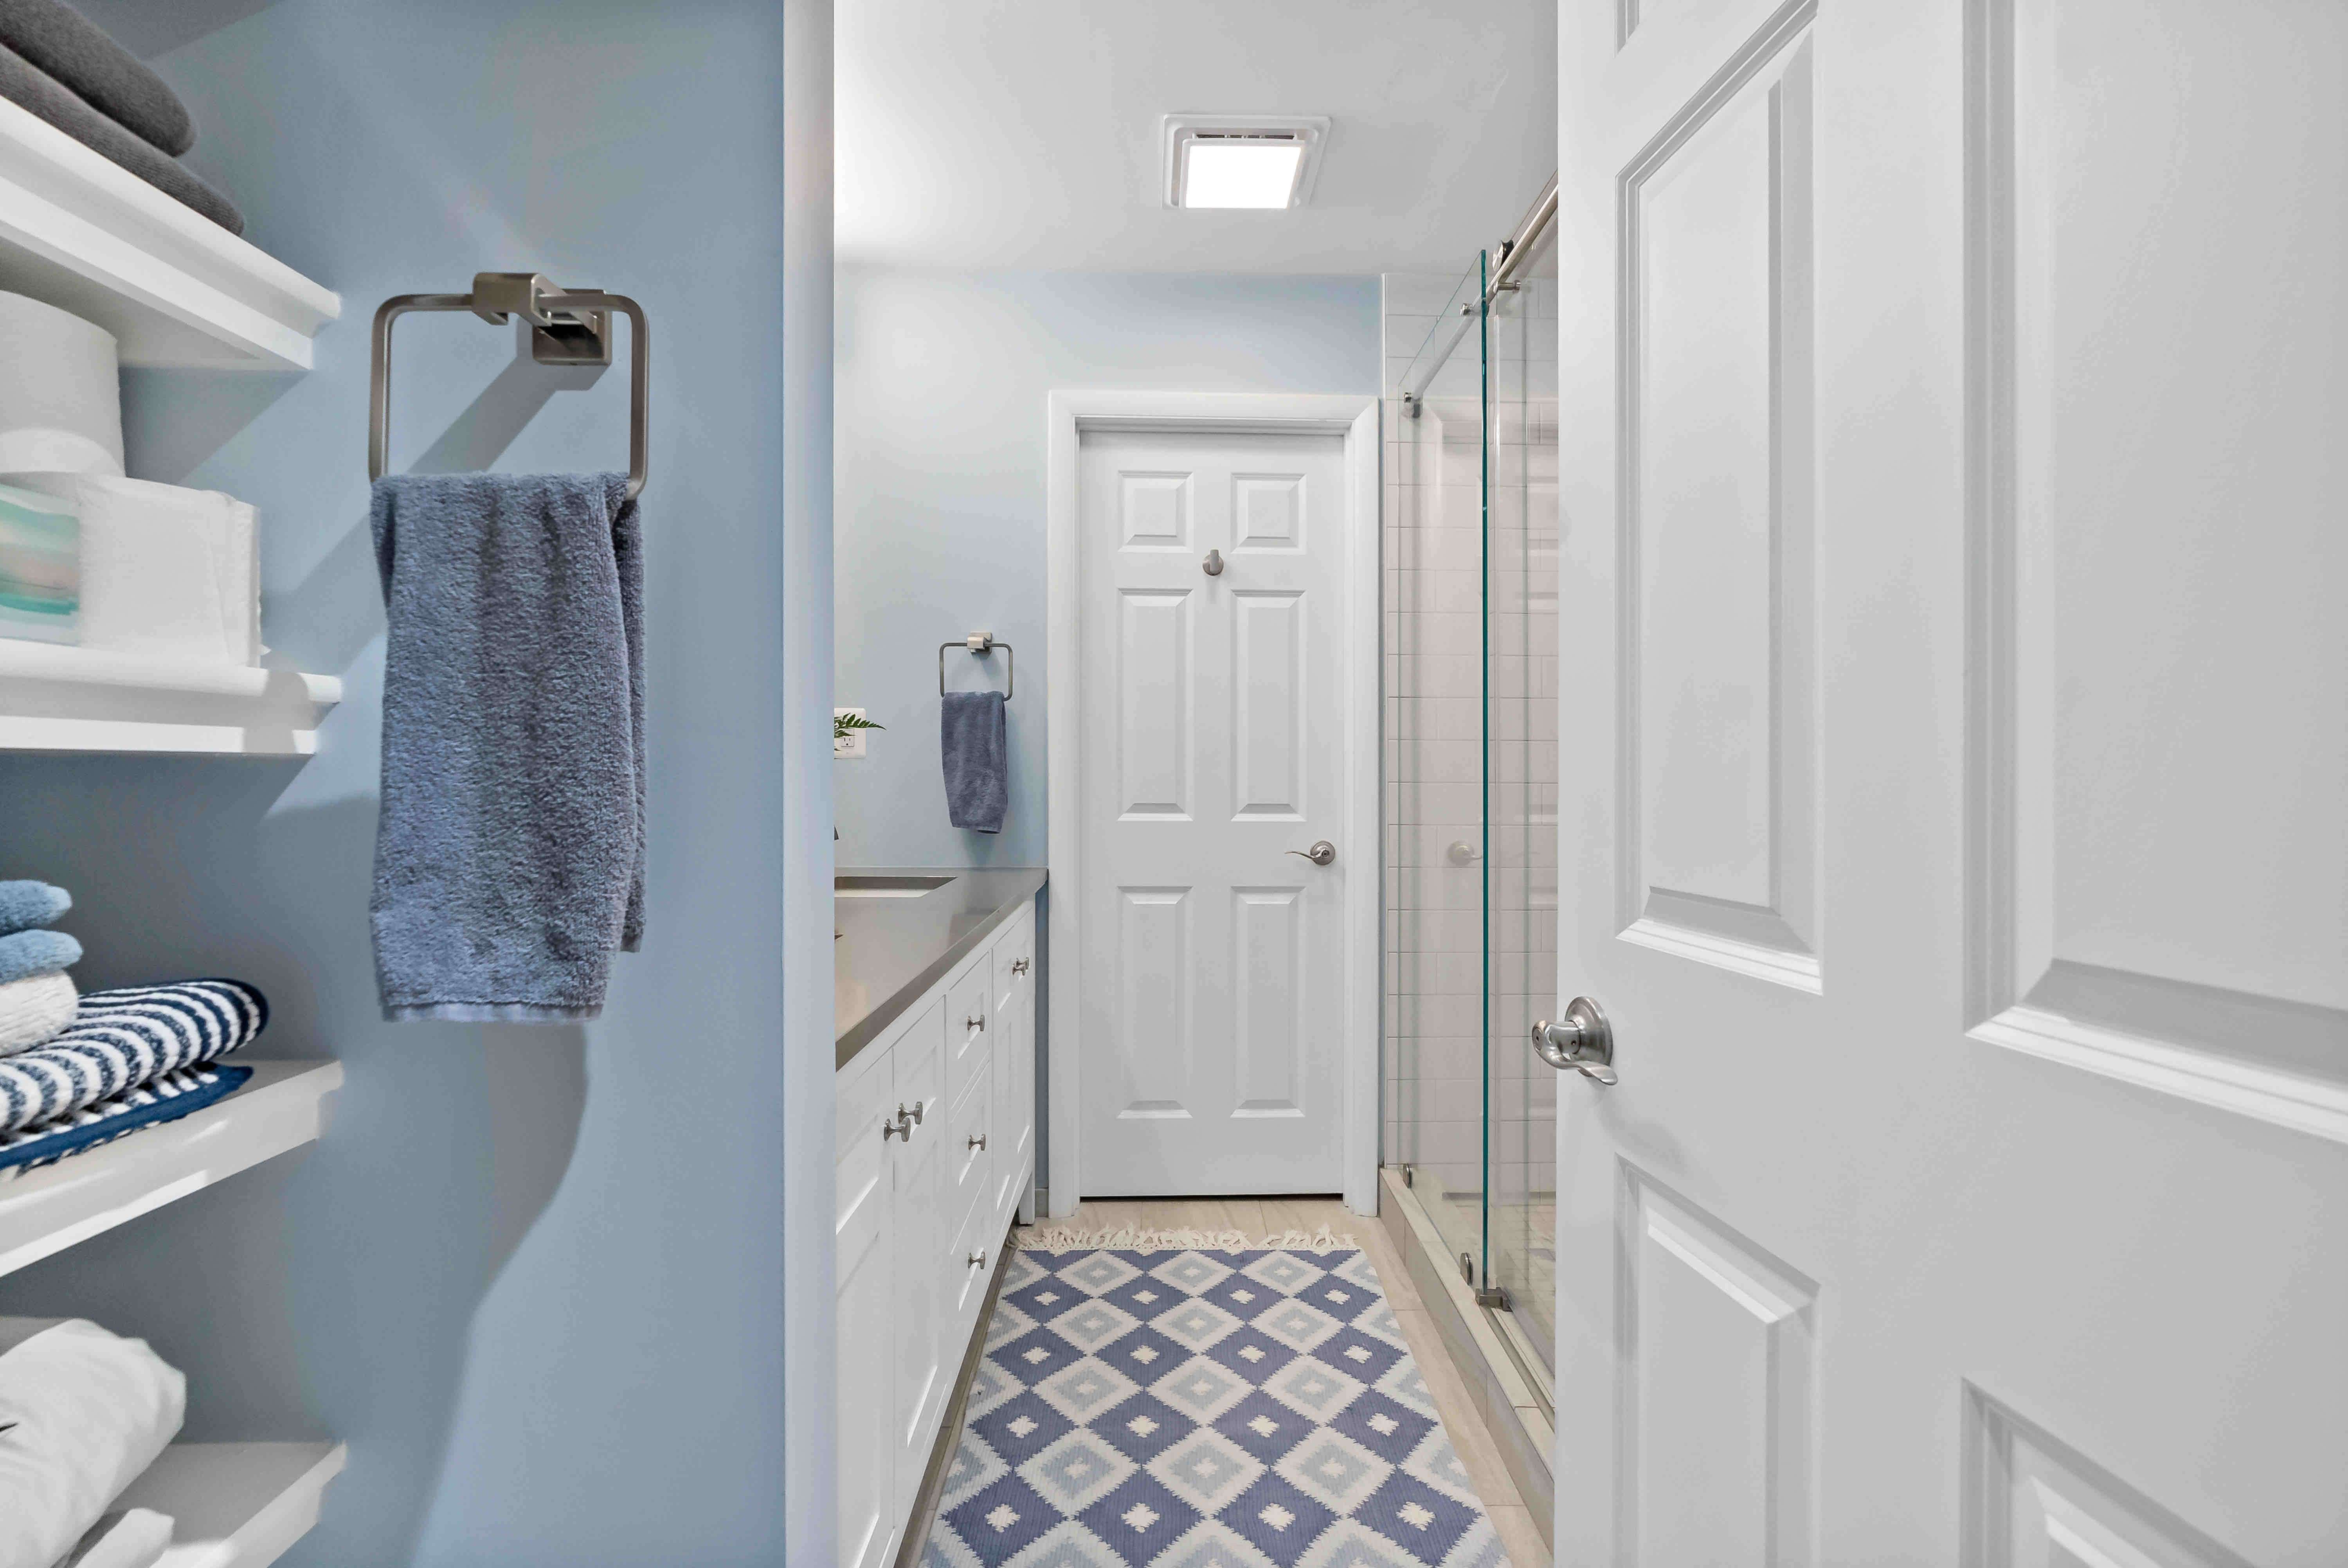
[1013,1225,1358,1253]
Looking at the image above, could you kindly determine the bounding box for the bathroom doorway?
[1044,393,1384,1212]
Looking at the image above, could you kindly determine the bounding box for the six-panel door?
[1076,426,1351,1196]
[1551,0,2348,1560]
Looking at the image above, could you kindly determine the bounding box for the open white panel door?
[1552,1,2347,1562]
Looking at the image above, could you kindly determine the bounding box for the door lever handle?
[1287,840,1336,867]
[1532,997,1617,1086]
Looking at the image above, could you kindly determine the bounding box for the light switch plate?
[834,707,869,758]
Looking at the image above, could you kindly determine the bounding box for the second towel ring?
[939,632,1013,700]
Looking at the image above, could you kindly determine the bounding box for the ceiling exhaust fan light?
[1181,140,1304,208]
[1161,115,1330,210]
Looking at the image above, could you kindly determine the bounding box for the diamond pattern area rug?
[923,1240,1510,1568]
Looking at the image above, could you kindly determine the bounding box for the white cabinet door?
[1551,0,2348,1561]
[888,999,948,1521]
[1076,428,1351,1196]
[835,1051,895,1568]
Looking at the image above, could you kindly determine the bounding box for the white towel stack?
[3,473,259,665]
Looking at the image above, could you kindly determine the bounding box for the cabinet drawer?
[943,963,992,1111]
[892,1000,945,1129]
[837,1014,904,1168]
[948,1190,998,1330]
[945,1069,990,1217]
[992,911,1033,1014]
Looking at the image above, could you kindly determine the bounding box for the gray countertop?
[835,867,1046,1071]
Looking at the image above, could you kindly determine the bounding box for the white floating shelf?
[0,642,343,755]
[0,97,339,369]
[0,1059,341,1278]
[116,1442,348,1568]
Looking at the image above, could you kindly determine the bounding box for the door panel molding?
[1615,0,1822,994]
[1617,1164,1817,1567]
[1962,0,2348,1144]
[1961,1385,2256,1568]
[1048,390,1384,1215]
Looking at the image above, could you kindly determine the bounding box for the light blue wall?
[832,268,1381,868]
[0,3,819,1564]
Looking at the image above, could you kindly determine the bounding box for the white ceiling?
[837,0,1558,275]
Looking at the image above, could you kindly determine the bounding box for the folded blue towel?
[0,928,76,984]
[0,881,68,937]
[370,474,645,1021]
[941,690,1008,834]
[0,1064,250,1176]
[0,979,266,1135]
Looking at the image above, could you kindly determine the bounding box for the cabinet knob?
[968,1132,987,1151]
[967,1251,988,1269]
[966,1013,986,1032]
[1011,958,1029,975]
[882,1111,910,1142]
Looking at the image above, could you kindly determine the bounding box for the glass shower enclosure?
[1385,198,1559,1401]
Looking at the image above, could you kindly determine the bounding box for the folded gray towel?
[0,42,238,233]
[0,0,192,153]
[0,881,67,936]
[941,690,1008,834]
[370,474,645,1022]
[0,927,76,984]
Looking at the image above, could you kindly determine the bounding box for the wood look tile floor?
[1047,1197,1551,1568]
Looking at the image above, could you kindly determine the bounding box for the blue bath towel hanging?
[941,690,1007,834]
[369,473,645,1022]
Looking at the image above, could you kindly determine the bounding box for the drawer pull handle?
[1011,958,1029,976]
[967,1251,988,1269]
[968,1133,987,1151]
[966,1013,986,1032]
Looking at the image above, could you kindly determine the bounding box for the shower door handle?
[1532,997,1616,1086]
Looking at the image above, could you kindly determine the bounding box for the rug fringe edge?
[1012,1225,1359,1253]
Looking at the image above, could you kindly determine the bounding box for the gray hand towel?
[0,0,193,153]
[0,42,238,233]
[370,473,645,1023]
[941,690,1007,834]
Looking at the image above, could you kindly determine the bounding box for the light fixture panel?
[1161,114,1330,210]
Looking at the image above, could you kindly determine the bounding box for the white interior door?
[1075,425,1350,1197]
[1551,1,2348,1562]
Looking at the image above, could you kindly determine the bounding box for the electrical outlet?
[834,708,869,758]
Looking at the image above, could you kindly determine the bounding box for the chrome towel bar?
[939,631,1013,700]
[369,272,650,501]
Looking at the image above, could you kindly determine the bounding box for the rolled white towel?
[0,971,75,1056]
[0,1319,185,1568]
[58,1509,174,1568]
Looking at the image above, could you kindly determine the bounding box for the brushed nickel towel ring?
[370,272,650,501]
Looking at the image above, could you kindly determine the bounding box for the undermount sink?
[835,874,956,898]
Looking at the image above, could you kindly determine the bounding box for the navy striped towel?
[0,980,268,1136]
[0,1063,251,1176]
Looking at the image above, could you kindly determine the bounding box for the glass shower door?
[1388,216,1560,1401]
[1481,222,1559,1385]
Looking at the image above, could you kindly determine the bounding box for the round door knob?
[1203,548,1225,576]
[1287,840,1337,867]
[1531,996,1616,1086]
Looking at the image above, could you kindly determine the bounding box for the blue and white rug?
[924,1234,1510,1568]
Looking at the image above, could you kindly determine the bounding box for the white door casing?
[1552,1,2347,1564]
[1048,393,1381,1215]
